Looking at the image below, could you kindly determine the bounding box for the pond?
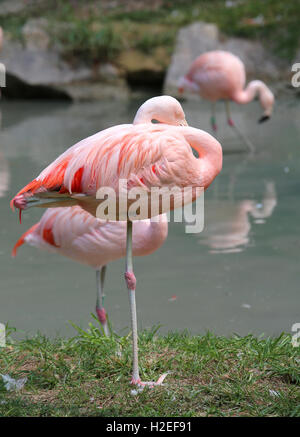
[0,96,299,338]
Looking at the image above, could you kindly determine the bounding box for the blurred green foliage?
[0,0,299,62]
[59,21,122,62]
[134,30,176,54]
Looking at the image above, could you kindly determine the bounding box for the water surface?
[0,97,299,338]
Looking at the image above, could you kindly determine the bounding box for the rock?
[163,22,217,97]
[118,48,169,74]
[221,38,287,81]
[97,63,121,82]
[164,21,290,97]
[0,23,128,100]
[0,0,33,16]
[22,18,50,51]
[61,80,129,101]
[0,0,48,16]
[117,47,169,89]
[1,37,92,86]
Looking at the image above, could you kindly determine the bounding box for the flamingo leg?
[125,219,168,387]
[211,102,217,132]
[225,101,255,154]
[95,266,109,336]
[225,100,235,128]
[125,219,140,383]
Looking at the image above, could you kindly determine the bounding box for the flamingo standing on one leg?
[178,50,275,152]
[12,206,168,337]
[11,95,222,386]
[12,96,174,336]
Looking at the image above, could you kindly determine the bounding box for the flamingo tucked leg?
[95,266,109,336]
[125,220,168,388]
[225,100,255,154]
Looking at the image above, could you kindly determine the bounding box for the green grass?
[0,320,299,417]
[0,0,299,64]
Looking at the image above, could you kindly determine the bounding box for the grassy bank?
[0,0,299,66]
[0,321,299,417]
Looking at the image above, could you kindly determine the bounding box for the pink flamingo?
[178,50,274,150]
[13,206,168,337]
[11,95,222,386]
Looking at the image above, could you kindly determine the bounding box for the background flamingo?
[178,50,274,151]
[11,95,222,386]
[13,206,168,337]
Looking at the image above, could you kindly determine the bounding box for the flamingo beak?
[258,115,270,123]
[180,119,188,126]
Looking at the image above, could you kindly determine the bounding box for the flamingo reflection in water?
[198,180,277,254]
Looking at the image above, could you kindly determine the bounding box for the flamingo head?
[178,76,200,95]
[258,86,275,123]
[133,95,188,126]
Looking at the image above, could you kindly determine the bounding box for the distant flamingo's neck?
[233,80,272,106]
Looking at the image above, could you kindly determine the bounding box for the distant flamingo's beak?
[258,115,270,123]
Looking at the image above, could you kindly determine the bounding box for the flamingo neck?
[133,100,160,125]
[233,80,268,105]
[133,110,153,125]
[180,127,223,190]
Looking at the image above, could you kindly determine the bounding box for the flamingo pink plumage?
[13,206,168,336]
[10,98,222,219]
[11,95,222,386]
[178,50,274,136]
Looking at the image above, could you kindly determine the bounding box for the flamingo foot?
[228,118,235,127]
[131,372,169,388]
